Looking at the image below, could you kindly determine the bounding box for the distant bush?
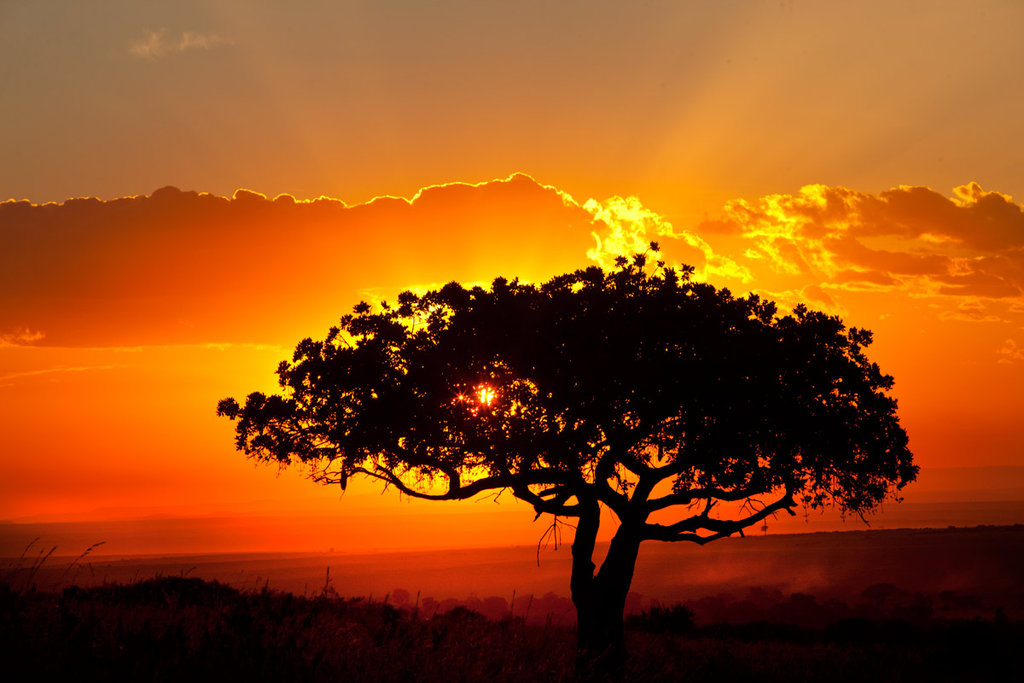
[626,603,695,634]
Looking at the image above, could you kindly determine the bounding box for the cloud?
[0,365,120,385]
[7,175,1023,352]
[939,300,1005,323]
[583,196,751,283]
[998,339,1024,364]
[825,235,952,277]
[707,182,1024,320]
[0,175,597,348]
[0,328,44,347]
[130,29,230,60]
[748,285,847,318]
[865,183,1024,252]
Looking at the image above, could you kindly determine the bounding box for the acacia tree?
[218,248,915,677]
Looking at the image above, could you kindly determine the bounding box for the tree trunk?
[570,505,642,682]
[573,587,630,682]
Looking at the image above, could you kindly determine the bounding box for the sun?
[454,385,498,415]
[477,385,496,406]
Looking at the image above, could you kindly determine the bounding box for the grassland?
[4,525,1022,681]
[3,573,1020,682]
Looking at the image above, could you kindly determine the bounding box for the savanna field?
[4,525,1022,682]
[3,574,1020,682]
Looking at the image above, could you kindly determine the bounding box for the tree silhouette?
[218,247,916,678]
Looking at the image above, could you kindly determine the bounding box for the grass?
[3,573,1020,682]
[1,576,573,682]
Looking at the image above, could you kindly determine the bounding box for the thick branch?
[591,447,641,521]
[513,482,582,518]
[338,463,585,512]
[616,454,657,479]
[630,470,661,509]
[592,480,632,521]
[642,488,797,544]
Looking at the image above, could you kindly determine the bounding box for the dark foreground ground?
[4,573,1022,682]
[3,524,1023,681]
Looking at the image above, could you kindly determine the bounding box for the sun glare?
[454,385,497,415]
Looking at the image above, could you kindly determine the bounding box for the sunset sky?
[3,1,1023,555]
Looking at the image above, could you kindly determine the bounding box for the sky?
[2,1,1024,555]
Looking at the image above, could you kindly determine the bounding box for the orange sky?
[2,1,1023,554]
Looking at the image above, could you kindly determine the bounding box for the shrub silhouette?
[626,603,695,634]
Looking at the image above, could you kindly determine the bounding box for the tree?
[218,247,916,679]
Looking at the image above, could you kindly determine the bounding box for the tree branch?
[334,463,585,512]
[642,488,797,543]
[513,482,582,518]
[589,446,641,521]
[646,483,772,512]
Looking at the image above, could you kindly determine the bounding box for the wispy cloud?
[0,364,121,387]
[130,29,230,60]
[998,339,1024,364]
[938,300,1005,323]
[0,328,44,347]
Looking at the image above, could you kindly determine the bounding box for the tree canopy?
[218,248,915,675]
[220,251,914,528]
